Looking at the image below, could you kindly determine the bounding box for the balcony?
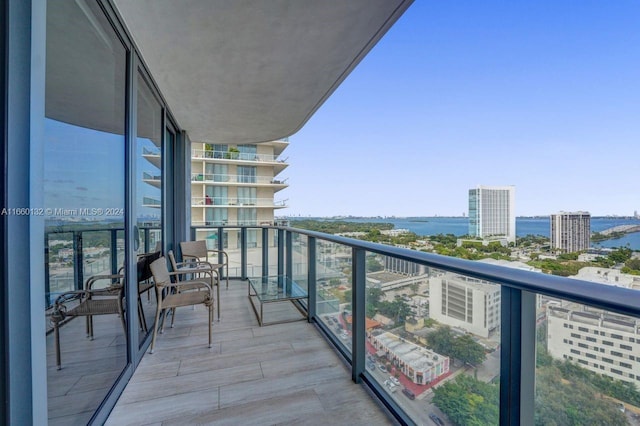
[43,224,634,425]
[47,225,640,424]
[142,172,162,188]
[192,197,288,209]
[142,147,161,168]
[104,280,392,425]
[191,173,288,190]
[191,150,289,173]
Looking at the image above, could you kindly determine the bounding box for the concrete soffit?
[110,0,413,144]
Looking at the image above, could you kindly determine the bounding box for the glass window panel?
[136,74,163,345]
[44,1,127,423]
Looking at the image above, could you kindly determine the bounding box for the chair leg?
[88,315,94,340]
[170,307,177,328]
[54,323,62,370]
[149,299,162,354]
[208,302,213,348]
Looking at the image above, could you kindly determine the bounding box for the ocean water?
[321,217,640,250]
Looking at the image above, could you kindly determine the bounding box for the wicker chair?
[135,251,162,332]
[168,250,220,320]
[51,274,125,370]
[148,257,214,354]
[180,240,229,288]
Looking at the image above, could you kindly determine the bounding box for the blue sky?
[284,1,640,217]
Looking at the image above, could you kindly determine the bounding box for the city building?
[428,272,501,338]
[383,256,429,276]
[547,304,640,388]
[546,267,640,388]
[370,331,450,385]
[550,211,591,253]
[468,185,516,243]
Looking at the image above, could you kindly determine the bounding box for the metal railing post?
[500,286,524,425]
[277,229,284,277]
[262,227,269,278]
[352,247,366,383]
[240,227,247,280]
[73,231,83,290]
[110,229,118,274]
[285,230,293,282]
[307,236,316,321]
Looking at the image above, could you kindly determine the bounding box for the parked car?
[378,364,388,373]
[389,376,400,386]
[383,380,398,393]
[402,388,415,400]
[429,413,444,425]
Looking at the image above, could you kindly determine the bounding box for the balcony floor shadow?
[106,279,395,425]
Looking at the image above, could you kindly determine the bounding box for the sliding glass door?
[44,1,128,423]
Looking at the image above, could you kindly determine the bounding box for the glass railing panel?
[291,233,308,294]
[535,295,640,425]
[365,261,500,425]
[267,229,279,277]
[81,230,115,281]
[315,240,352,354]
[245,227,263,278]
[46,231,75,307]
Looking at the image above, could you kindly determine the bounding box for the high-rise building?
[190,140,289,248]
[550,211,591,253]
[468,185,516,243]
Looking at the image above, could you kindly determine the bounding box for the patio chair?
[168,249,220,320]
[135,250,162,332]
[51,274,125,370]
[180,240,229,288]
[148,257,213,354]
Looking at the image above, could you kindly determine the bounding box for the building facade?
[370,331,450,385]
[191,140,288,250]
[547,304,640,389]
[429,272,501,338]
[468,185,516,243]
[550,211,591,253]
[546,267,640,389]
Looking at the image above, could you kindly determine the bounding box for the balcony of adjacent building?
[192,148,289,175]
[192,197,288,209]
[191,173,289,191]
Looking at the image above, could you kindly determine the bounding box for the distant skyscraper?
[468,185,516,243]
[550,211,591,253]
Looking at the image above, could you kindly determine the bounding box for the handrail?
[268,226,640,318]
[190,173,288,185]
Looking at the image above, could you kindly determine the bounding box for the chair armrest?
[86,274,124,290]
[165,280,213,292]
[206,249,229,263]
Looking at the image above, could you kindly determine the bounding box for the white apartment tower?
[468,185,516,243]
[191,140,289,248]
[550,211,591,253]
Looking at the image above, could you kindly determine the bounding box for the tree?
[433,375,498,426]
[367,256,383,272]
[427,325,455,355]
[451,334,486,366]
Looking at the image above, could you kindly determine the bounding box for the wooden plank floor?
[106,280,395,425]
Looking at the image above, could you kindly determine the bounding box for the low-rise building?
[370,331,449,385]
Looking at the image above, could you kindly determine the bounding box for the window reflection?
[136,74,163,346]
[44,0,127,423]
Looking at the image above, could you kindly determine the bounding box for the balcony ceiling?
[112,0,412,143]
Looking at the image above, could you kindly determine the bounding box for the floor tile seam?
[109,382,222,408]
